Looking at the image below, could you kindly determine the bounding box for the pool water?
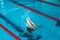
[0,0,60,40]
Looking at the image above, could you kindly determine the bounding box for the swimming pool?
[0,0,60,40]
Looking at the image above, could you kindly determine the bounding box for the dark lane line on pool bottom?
[0,14,42,40]
[38,0,60,7]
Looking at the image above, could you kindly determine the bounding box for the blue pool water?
[0,0,60,40]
